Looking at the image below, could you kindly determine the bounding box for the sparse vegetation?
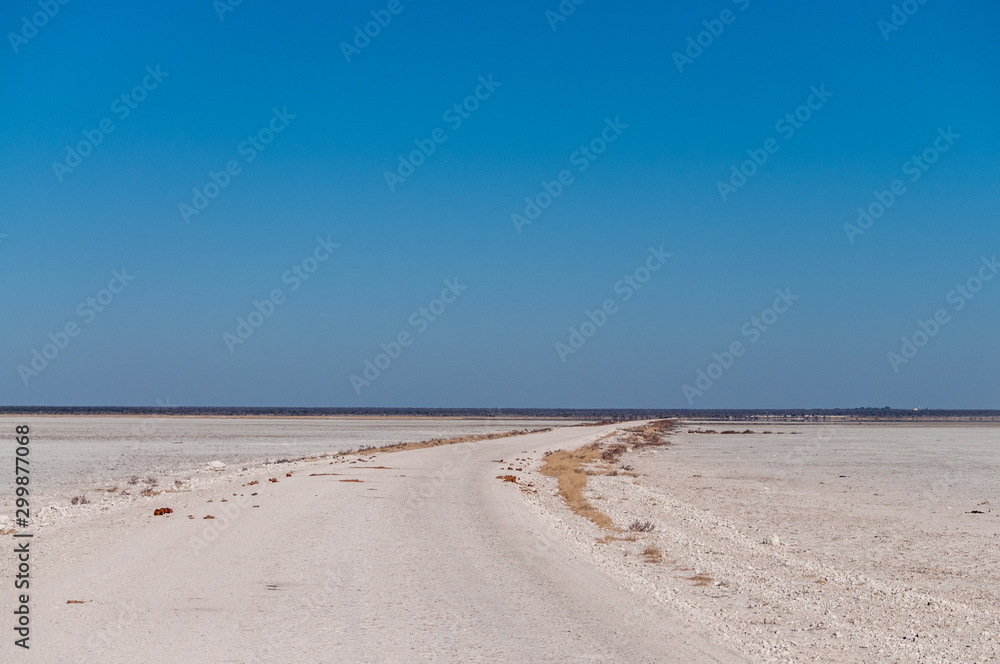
[540,443,615,530]
[335,427,553,457]
[540,421,675,531]
[601,444,627,462]
[127,475,140,485]
[628,520,655,533]
[70,495,89,505]
[690,573,714,586]
[619,420,675,449]
[641,545,662,563]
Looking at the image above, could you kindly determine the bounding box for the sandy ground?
[3,419,996,663]
[1,422,743,664]
[0,416,579,499]
[513,422,1000,663]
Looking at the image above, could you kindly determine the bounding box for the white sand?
[3,418,996,662]
[0,416,578,503]
[1,421,742,663]
[515,422,1000,663]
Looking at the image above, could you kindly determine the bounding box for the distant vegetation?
[1,406,998,421]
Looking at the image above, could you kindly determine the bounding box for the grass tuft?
[642,545,663,563]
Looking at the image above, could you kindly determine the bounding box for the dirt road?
[20,422,743,663]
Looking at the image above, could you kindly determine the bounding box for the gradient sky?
[1,0,998,408]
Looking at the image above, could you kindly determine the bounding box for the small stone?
[763,534,780,546]
[207,461,225,471]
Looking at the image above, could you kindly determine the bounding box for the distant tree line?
[1,406,998,421]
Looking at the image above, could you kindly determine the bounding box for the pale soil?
[0,416,581,501]
[4,419,994,663]
[513,422,1000,663]
[0,422,744,664]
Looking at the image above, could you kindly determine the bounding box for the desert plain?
[0,417,997,663]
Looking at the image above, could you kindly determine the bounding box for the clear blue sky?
[2,0,998,408]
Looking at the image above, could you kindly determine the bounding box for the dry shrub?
[628,520,655,533]
[601,444,627,462]
[620,419,675,448]
[70,495,89,505]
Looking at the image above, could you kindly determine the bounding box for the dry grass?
[539,443,617,530]
[642,545,663,563]
[334,427,553,457]
[618,419,676,449]
[539,420,676,532]
[690,573,714,586]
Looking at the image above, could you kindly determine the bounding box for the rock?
[762,534,780,546]
[207,461,225,471]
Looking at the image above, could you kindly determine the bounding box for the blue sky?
[1,0,998,408]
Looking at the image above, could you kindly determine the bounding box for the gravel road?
[16,422,744,664]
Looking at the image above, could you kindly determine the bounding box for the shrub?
[628,520,655,533]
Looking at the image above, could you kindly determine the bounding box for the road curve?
[29,423,746,663]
